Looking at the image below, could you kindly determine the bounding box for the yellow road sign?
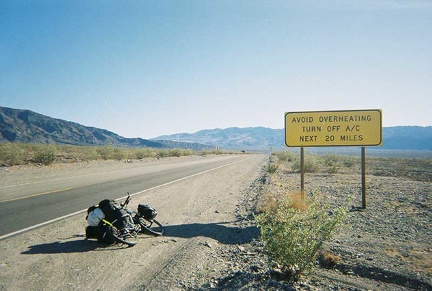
[285,109,382,147]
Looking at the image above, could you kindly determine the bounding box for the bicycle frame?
[90,193,164,247]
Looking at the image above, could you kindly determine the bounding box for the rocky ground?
[180,154,432,290]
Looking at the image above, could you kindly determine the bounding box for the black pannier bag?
[98,199,118,220]
[85,225,115,244]
[138,204,157,220]
[98,199,130,229]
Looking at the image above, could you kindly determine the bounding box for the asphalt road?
[0,155,250,238]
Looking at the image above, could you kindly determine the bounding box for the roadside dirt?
[0,154,267,291]
[1,153,431,291]
[256,155,432,291]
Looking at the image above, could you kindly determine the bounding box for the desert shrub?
[96,146,109,160]
[341,156,358,168]
[323,154,341,173]
[154,148,195,158]
[95,147,199,160]
[291,154,321,173]
[0,143,214,165]
[170,148,182,157]
[267,162,279,174]
[0,143,26,165]
[274,151,296,162]
[79,147,99,161]
[318,251,340,268]
[180,149,195,156]
[58,145,99,161]
[97,146,128,160]
[156,149,170,158]
[135,148,156,159]
[33,145,57,165]
[255,192,347,278]
[112,148,125,160]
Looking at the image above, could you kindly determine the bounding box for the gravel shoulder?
[1,153,431,291]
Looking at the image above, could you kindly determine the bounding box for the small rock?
[344,270,355,276]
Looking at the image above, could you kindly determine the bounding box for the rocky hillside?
[0,106,210,150]
[0,106,164,147]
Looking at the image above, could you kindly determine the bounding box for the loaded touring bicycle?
[85,193,163,246]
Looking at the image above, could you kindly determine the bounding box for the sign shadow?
[162,221,259,245]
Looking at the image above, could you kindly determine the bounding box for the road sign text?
[285,109,382,147]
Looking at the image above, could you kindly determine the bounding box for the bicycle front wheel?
[138,217,164,236]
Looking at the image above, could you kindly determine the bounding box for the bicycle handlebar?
[121,192,131,208]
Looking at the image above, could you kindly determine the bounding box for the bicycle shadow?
[163,221,259,245]
[21,237,106,254]
[21,222,259,254]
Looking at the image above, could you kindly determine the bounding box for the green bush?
[57,145,99,162]
[274,151,296,162]
[33,146,57,165]
[79,147,99,161]
[255,193,347,278]
[170,148,182,157]
[323,154,341,173]
[0,143,26,166]
[96,146,109,160]
[112,148,125,160]
[267,163,279,174]
[291,155,321,173]
[0,143,212,166]
[341,156,357,168]
[134,149,156,159]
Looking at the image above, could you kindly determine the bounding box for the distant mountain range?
[153,126,432,151]
[153,127,284,150]
[1,106,431,151]
[0,106,208,150]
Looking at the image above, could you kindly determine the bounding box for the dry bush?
[289,192,309,211]
[318,251,340,268]
[255,191,347,278]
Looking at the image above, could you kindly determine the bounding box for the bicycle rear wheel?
[138,217,164,236]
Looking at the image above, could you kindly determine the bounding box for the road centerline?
[0,187,74,203]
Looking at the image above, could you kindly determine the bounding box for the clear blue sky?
[1,1,431,138]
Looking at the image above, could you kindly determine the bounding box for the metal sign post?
[361,146,366,208]
[301,147,305,200]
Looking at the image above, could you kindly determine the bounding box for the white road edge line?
[0,156,250,240]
